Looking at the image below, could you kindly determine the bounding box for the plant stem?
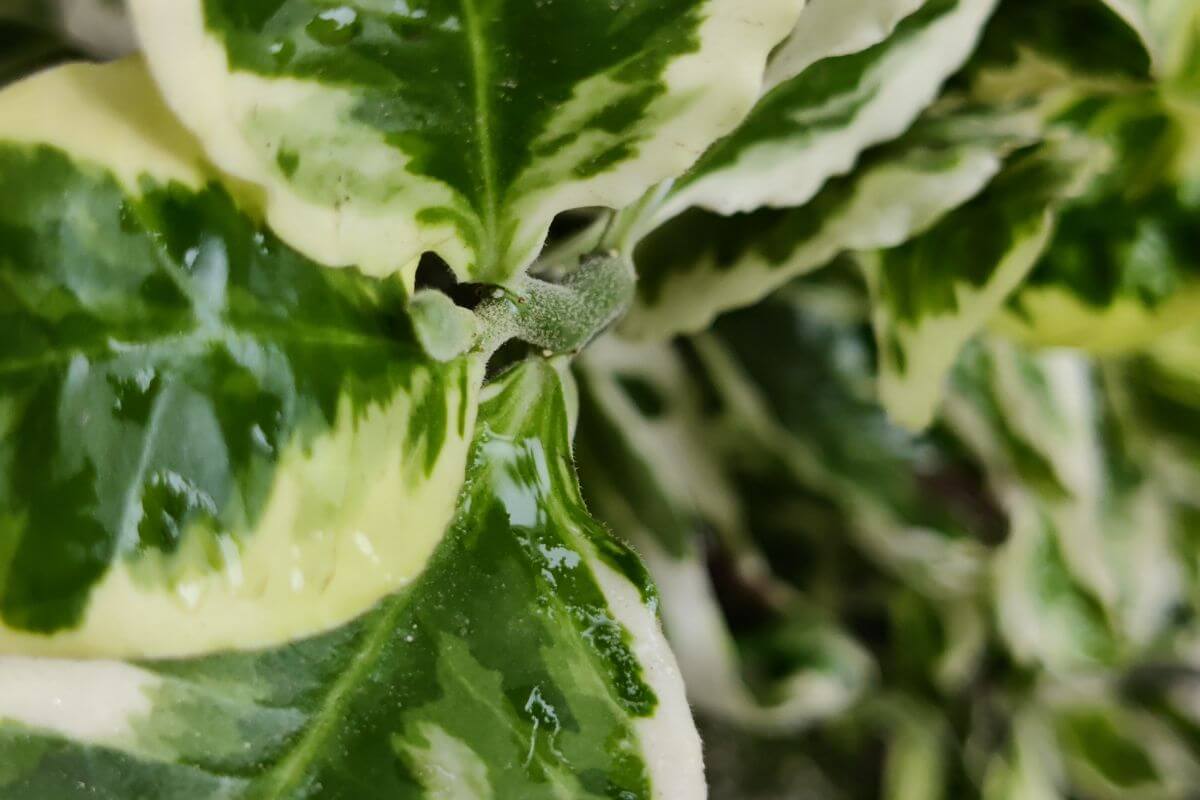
[475,250,636,357]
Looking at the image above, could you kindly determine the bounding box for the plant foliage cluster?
[0,0,1199,797]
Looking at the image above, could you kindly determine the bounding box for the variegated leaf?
[945,340,1184,672]
[966,0,1159,104]
[1110,322,1200,505]
[1101,0,1200,81]
[695,284,994,602]
[575,337,740,562]
[863,135,1106,430]
[575,336,875,733]
[764,0,928,88]
[623,106,1041,340]
[0,60,481,659]
[997,93,1200,353]
[987,494,1123,671]
[0,359,704,799]
[655,0,998,222]
[980,710,1065,800]
[1047,686,1200,799]
[999,184,1200,352]
[127,0,803,287]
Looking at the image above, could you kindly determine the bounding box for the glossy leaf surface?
[128,0,803,286]
[0,60,478,658]
[658,0,997,221]
[0,359,704,799]
[624,107,1040,339]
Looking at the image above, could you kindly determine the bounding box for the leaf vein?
[460,0,500,271]
[257,593,412,799]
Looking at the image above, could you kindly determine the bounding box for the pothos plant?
[0,0,1199,798]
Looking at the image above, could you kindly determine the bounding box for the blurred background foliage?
[0,0,132,59]
[577,0,1200,797]
[580,276,1200,798]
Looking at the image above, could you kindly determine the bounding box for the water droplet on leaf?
[307,7,362,46]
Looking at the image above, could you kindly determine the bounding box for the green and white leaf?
[998,185,1200,353]
[128,0,803,287]
[987,494,1123,672]
[575,337,742,561]
[0,359,704,799]
[945,340,1184,672]
[980,710,1065,800]
[655,0,998,222]
[997,93,1200,353]
[1046,685,1200,799]
[965,0,1159,105]
[694,285,992,601]
[623,105,1042,340]
[863,135,1107,430]
[1100,0,1200,80]
[0,61,480,659]
[575,336,874,732]
[1110,322,1200,505]
[763,0,928,88]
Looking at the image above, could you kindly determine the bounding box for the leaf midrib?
[460,0,500,270]
[255,592,412,799]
